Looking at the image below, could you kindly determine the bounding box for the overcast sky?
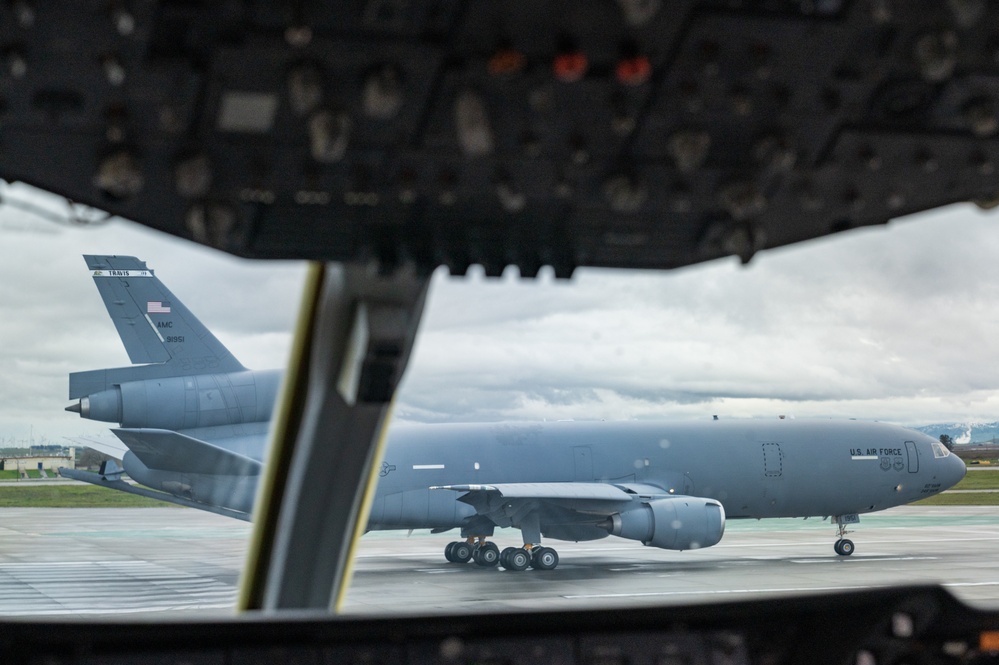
[1,181,998,444]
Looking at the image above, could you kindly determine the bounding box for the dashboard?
[5,586,999,665]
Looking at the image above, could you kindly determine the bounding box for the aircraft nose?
[945,451,967,488]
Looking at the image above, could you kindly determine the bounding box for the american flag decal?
[147,301,171,313]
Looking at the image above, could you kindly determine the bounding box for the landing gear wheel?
[531,546,559,570]
[834,538,855,556]
[451,541,473,563]
[444,542,457,562]
[499,547,518,568]
[504,548,531,571]
[472,542,500,567]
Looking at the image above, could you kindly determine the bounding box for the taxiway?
[0,506,996,617]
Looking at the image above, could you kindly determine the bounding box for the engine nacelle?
[77,386,123,423]
[67,369,281,429]
[607,497,726,550]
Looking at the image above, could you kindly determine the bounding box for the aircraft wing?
[65,434,128,460]
[434,482,635,501]
[111,428,263,477]
[432,482,669,514]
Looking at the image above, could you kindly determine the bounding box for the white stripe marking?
[413,464,445,470]
[91,270,152,278]
[944,581,999,588]
[790,556,938,563]
[851,455,879,460]
[144,314,165,343]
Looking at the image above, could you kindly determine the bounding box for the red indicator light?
[616,55,652,85]
[553,51,588,82]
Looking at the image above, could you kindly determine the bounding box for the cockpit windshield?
[1,189,994,617]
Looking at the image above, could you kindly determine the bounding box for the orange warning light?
[980,631,999,652]
[488,49,526,76]
[616,55,652,86]
[553,51,588,82]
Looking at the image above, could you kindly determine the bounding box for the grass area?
[952,473,999,490]
[914,492,999,506]
[0,485,177,508]
[0,470,19,480]
[0,472,992,509]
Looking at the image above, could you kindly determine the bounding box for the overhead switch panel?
[0,1,997,275]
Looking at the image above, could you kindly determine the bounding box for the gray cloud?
[397,204,999,425]
[2,182,998,442]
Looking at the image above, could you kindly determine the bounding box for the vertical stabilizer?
[83,255,245,374]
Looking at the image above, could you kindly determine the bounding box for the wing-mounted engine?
[606,497,726,550]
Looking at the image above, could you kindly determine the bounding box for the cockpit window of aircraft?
[1,182,998,617]
[931,442,952,459]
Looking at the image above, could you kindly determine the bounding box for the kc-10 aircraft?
[63,255,967,570]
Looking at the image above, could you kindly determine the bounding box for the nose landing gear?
[834,538,855,556]
[832,515,857,556]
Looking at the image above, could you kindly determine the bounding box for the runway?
[0,506,997,617]
[0,507,248,616]
[344,505,999,615]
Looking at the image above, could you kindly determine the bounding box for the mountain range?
[913,423,999,445]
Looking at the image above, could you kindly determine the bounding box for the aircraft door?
[905,440,919,473]
[760,442,785,515]
[763,442,782,477]
[573,446,593,481]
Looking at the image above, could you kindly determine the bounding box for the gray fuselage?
[367,419,966,533]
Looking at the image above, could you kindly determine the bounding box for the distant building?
[0,448,75,477]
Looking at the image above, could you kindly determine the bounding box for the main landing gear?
[445,537,499,566]
[500,545,559,571]
[443,538,560,571]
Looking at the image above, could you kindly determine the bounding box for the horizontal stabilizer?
[58,467,250,521]
[111,428,262,477]
[431,482,635,502]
